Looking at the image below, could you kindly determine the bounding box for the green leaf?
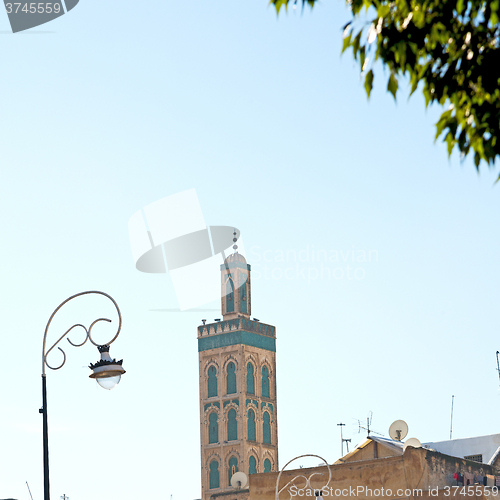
[359,46,366,71]
[445,131,455,156]
[365,69,374,98]
[271,0,288,14]
[387,72,398,99]
[474,152,480,169]
[342,33,352,54]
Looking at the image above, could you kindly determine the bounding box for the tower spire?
[232,229,238,252]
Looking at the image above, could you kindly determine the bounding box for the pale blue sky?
[1,1,499,499]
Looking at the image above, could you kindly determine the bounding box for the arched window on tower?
[262,365,270,398]
[208,412,218,444]
[228,456,238,486]
[249,455,257,475]
[208,365,217,398]
[226,362,236,394]
[240,276,247,313]
[226,278,234,313]
[227,408,238,441]
[209,460,220,489]
[264,458,271,473]
[247,408,256,441]
[246,363,254,394]
[263,411,271,444]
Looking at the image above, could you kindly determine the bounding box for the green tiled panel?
[198,330,276,352]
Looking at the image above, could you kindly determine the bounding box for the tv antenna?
[338,423,346,456]
[26,482,34,500]
[496,351,500,387]
[388,420,408,442]
[357,412,383,437]
[343,438,352,453]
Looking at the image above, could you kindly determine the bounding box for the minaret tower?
[198,237,278,499]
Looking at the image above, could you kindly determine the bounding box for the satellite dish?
[403,438,422,452]
[231,471,248,489]
[388,420,409,441]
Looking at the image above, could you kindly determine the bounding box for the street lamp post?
[40,291,126,500]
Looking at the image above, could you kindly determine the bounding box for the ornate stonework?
[198,253,278,500]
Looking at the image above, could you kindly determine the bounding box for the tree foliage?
[271,0,500,174]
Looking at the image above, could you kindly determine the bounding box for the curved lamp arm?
[42,291,122,375]
[275,454,331,500]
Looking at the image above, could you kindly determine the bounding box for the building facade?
[251,438,500,500]
[198,252,278,500]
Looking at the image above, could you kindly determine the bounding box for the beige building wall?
[249,445,500,500]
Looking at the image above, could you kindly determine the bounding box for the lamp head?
[89,345,125,390]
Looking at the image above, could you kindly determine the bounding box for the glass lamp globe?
[96,374,121,390]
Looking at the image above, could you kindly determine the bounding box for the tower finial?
[232,229,238,252]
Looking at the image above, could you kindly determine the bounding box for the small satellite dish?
[403,438,422,452]
[231,471,248,489]
[388,420,409,441]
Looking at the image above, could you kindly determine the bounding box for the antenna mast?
[449,395,454,440]
[26,482,34,500]
[496,351,500,387]
[338,423,346,456]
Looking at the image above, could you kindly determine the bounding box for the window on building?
[264,458,271,473]
[228,456,238,486]
[247,408,256,441]
[207,365,217,398]
[209,460,220,489]
[464,454,483,463]
[240,278,247,313]
[227,362,236,394]
[208,412,218,444]
[263,411,271,444]
[226,278,234,313]
[262,365,270,398]
[249,455,257,475]
[246,363,255,394]
[227,408,238,441]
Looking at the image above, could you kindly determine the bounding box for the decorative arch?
[208,412,219,444]
[247,408,256,441]
[222,354,238,370]
[246,362,255,394]
[245,352,258,368]
[262,411,271,444]
[224,449,241,464]
[209,459,220,489]
[246,447,259,472]
[226,361,236,394]
[261,364,270,398]
[228,455,239,486]
[204,357,219,373]
[248,455,257,475]
[264,458,272,473]
[227,408,238,441]
[225,277,234,313]
[239,274,248,313]
[207,365,218,398]
[262,450,275,472]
